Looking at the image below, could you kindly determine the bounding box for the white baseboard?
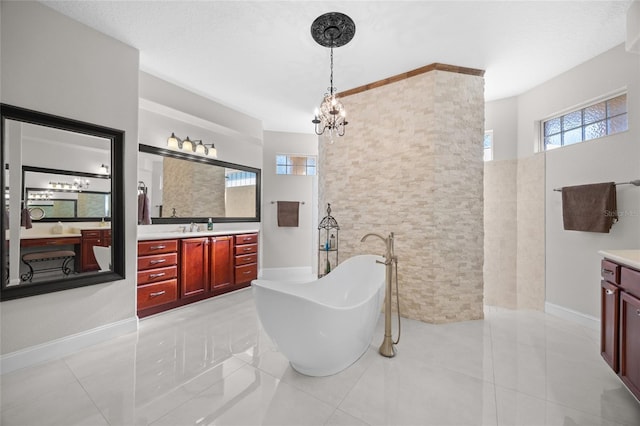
[0,316,138,374]
[259,266,314,281]
[544,302,600,331]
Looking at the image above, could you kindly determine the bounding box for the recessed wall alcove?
[319,63,485,323]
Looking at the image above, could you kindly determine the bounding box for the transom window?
[484,131,493,161]
[276,154,317,176]
[225,171,256,187]
[543,93,627,151]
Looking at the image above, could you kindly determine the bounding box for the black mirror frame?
[138,144,261,224]
[1,104,125,301]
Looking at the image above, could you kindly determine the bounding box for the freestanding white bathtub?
[252,254,385,376]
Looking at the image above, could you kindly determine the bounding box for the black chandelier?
[310,12,356,141]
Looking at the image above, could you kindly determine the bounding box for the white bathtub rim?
[251,279,381,311]
[251,255,384,311]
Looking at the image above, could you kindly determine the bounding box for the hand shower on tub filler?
[360,231,401,357]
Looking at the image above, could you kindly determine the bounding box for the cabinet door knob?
[636,309,640,317]
[150,245,166,250]
[149,291,166,297]
[605,289,614,295]
[149,259,166,265]
[602,268,614,275]
[149,272,166,279]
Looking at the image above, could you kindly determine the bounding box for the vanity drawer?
[137,280,178,310]
[235,253,257,266]
[621,267,640,298]
[138,240,178,256]
[82,230,102,239]
[602,260,621,284]
[235,243,257,256]
[235,233,258,245]
[138,253,178,271]
[235,263,258,284]
[137,265,178,285]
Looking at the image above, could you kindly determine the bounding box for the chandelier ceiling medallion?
[310,12,356,141]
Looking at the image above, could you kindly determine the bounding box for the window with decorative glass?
[276,154,317,176]
[542,93,628,151]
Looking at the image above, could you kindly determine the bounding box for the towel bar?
[553,180,640,192]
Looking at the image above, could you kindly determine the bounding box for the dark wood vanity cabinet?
[601,278,619,371]
[80,229,111,272]
[234,233,258,285]
[600,258,640,401]
[137,239,179,312]
[180,238,210,298]
[137,232,258,318]
[210,236,234,293]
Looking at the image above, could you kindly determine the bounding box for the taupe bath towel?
[138,193,151,225]
[561,182,617,233]
[277,201,299,227]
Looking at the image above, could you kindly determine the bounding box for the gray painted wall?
[1,1,139,354]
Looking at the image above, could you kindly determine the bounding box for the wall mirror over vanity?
[1,104,125,301]
[138,144,261,224]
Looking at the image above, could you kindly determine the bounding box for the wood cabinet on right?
[601,258,640,401]
[620,269,640,399]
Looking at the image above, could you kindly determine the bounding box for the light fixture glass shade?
[167,132,180,149]
[182,136,193,152]
[207,144,217,158]
[195,141,207,154]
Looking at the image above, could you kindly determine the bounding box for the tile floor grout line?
[64,356,112,426]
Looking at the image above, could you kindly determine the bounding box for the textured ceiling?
[41,0,633,134]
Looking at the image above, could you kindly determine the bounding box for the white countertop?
[138,229,259,241]
[598,249,640,270]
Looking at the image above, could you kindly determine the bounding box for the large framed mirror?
[138,144,260,223]
[1,104,125,301]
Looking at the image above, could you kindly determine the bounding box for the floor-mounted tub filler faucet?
[360,232,401,357]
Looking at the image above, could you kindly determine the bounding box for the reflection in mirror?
[138,144,260,223]
[23,167,111,221]
[1,104,125,301]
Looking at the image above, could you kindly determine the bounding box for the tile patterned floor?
[1,289,639,425]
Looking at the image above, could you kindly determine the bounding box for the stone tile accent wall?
[319,70,485,323]
[482,155,545,310]
[483,159,518,308]
[516,154,545,310]
[163,157,225,218]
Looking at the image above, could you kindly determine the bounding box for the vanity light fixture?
[310,12,355,141]
[167,132,181,149]
[48,179,90,191]
[207,143,217,158]
[195,140,207,155]
[166,132,218,158]
[182,136,194,152]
